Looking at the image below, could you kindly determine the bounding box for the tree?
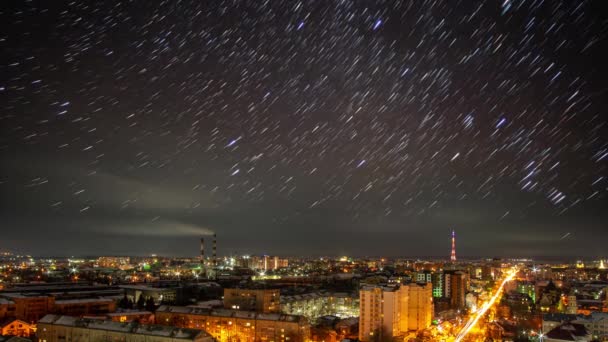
[119,294,130,309]
[137,295,146,309]
[145,297,156,312]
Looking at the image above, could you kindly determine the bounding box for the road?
[453,267,518,342]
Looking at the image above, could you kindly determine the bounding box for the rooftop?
[106,311,153,317]
[119,285,177,292]
[545,323,588,341]
[54,298,114,305]
[38,315,213,341]
[156,305,307,323]
[0,299,15,305]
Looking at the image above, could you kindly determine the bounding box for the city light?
[454,267,518,341]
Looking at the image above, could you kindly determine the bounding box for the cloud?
[96,219,214,237]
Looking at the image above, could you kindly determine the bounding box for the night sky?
[1,1,606,258]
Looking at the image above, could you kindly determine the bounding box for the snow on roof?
[106,311,152,317]
[157,305,306,323]
[39,314,61,324]
[38,315,210,341]
[55,315,79,326]
[281,292,356,302]
[0,298,15,305]
[55,298,114,305]
[232,311,256,319]
[119,285,175,291]
[188,300,223,309]
[0,293,39,298]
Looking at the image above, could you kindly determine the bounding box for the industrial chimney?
[200,237,205,261]
[212,233,217,264]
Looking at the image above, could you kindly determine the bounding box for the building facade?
[1,319,36,337]
[359,283,433,341]
[407,284,433,331]
[223,289,280,313]
[444,271,468,310]
[280,292,359,322]
[155,305,310,342]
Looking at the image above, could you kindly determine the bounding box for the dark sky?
[1,1,606,258]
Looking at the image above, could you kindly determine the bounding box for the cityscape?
[1,1,607,342]
[0,236,607,342]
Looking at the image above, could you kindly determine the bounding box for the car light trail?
[454,268,518,342]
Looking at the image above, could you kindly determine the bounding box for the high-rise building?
[247,256,289,271]
[407,283,434,331]
[443,271,468,310]
[358,284,433,341]
[359,286,407,341]
[431,273,443,298]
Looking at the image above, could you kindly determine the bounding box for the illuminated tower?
[450,230,457,262]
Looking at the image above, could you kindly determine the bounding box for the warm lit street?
[430,267,518,342]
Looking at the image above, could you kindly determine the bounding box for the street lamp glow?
[454,267,518,342]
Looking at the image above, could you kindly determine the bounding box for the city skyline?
[1,1,607,257]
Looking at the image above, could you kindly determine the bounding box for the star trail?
[0,0,606,257]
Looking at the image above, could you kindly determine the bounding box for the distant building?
[247,256,289,271]
[280,292,358,322]
[1,319,36,337]
[120,284,180,305]
[0,294,54,322]
[155,305,310,342]
[223,288,280,313]
[37,314,213,342]
[0,293,117,322]
[0,284,121,322]
[516,282,536,302]
[566,294,578,315]
[96,257,131,269]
